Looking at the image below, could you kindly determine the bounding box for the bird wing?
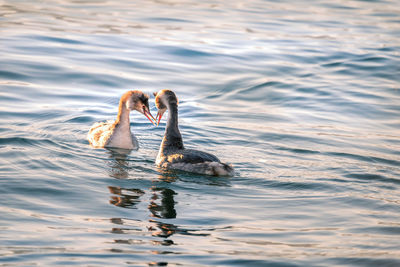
[167,149,220,164]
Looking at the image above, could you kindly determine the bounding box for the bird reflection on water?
[108,186,145,209]
[105,151,177,266]
[104,148,230,264]
[106,148,132,179]
[104,150,180,254]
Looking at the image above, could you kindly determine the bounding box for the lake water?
[1,0,400,266]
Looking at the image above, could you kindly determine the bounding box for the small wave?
[278,146,320,155]
[321,61,343,68]
[0,70,31,81]
[268,180,333,191]
[64,116,94,123]
[168,47,213,58]
[0,137,57,148]
[328,151,400,167]
[344,173,400,185]
[354,55,389,63]
[214,80,291,104]
[34,35,85,45]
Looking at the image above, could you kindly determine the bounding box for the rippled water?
[1,0,400,266]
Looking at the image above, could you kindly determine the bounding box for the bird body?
[156,148,232,176]
[88,120,138,149]
[88,90,154,150]
[154,90,234,176]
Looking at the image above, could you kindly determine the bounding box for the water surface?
[1,0,400,266]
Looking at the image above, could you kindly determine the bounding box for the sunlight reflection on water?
[1,0,400,266]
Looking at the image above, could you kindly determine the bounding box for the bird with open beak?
[88,90,156,150]
[153,89,234,176]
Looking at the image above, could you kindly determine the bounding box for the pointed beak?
[155,111,163,126]
[143,109,156,126]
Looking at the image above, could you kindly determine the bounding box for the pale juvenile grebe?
[87,90,155,150]
[154,89,234,176]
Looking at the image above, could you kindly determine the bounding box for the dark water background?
[1,0,400,266]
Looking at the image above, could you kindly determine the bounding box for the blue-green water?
[1,0,400,266]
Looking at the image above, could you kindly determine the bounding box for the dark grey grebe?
[154,89,234,176]
[88,90,155,149]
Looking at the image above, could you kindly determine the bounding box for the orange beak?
[143,109,156,126]
[155,111,163,126]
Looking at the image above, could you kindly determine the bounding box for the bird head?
[123,90,156,125]
[153,89,179,126]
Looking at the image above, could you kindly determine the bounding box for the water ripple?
[1,0,400,266]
